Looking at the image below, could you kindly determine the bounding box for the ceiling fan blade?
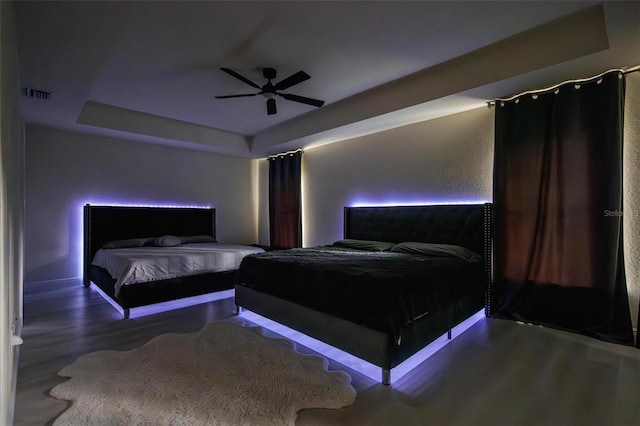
[273,71,310,91]
[220,68,261,89]
[215,93,260,99]
[279,93,324,107]
[267,98,277,115]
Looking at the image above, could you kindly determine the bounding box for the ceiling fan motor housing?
[263,68,277,80]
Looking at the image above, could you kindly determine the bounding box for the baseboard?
[23,276,82,285]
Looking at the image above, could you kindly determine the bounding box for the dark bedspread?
[235,246,483,339]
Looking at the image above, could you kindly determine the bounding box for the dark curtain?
[492,71,634,346]
[269,150,302,249]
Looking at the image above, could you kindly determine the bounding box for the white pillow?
[154,235,181,247]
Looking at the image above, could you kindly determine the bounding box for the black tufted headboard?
[344,203,492,257]
[83,205,216,286]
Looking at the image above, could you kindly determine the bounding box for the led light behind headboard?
[350,199,491,207]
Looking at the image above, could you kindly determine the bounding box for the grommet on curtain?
[267,149,303,161]
[492,65,639,106]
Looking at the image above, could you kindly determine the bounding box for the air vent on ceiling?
[22,87,52,101]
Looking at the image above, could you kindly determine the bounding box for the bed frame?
[235,203,492,385]
[84,204,237,318]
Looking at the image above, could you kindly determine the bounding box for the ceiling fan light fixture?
[266,98,277,115]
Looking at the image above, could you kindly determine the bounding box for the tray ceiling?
[14,1,640,157]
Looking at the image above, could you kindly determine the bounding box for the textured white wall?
[25,125,258,283]
[257,107,494,247]
[296,106,493,247]
[257,159,270,246]
[624,72,640,327]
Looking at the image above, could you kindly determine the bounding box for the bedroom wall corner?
[0,1,25,423]
[257,158,270,246]
[24,126,257,284]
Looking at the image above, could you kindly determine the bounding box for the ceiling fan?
[215,67,325,115]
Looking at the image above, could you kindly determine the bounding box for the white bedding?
[92,243,264,296]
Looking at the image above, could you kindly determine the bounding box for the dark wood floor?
[15,279,640,426]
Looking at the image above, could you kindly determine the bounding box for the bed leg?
[382,369,391,386]
[447,329,452,340]
[235,305,242,315]
[124,309,130,319]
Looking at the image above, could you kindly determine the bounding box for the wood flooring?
[15,279,640,426]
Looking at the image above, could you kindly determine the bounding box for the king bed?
[84,204,263,318]
[235,203,492,384]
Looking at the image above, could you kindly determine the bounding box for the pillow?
[179,235,217,244]
[333,239,395,252]
[102,237,154,249]
[154,235,181,247]
[391,242,482,262]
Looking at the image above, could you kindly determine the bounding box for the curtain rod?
[266,149,303,160]
[488,65,640,106]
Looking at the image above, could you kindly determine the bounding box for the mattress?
[93,243,264,295]
[236,246,483,339]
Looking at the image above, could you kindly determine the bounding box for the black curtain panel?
[269,150,302,249]
[492,71,634,346]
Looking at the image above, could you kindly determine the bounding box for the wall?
[624,72,640,328]
[257,106,494,247]
[257,158,270,246]
[25,125,258,283]
[299,106,494,247]
[0,1,25,423]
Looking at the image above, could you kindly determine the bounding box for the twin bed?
[85,203,492,384]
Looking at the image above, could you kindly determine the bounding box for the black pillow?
[333,239,395,252]
[102,237,154,249]
[391,242,482,262]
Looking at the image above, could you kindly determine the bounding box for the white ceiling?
[14,1,640,158]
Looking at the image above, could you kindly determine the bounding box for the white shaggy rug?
[49,320,356,425]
